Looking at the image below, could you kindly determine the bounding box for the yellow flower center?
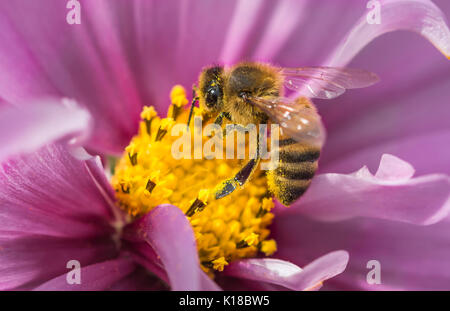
[111,85,277,276]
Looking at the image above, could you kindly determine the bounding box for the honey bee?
[189,62,378,206]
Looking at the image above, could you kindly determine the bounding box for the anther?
[236,240,249,249]
[119,180,131,194]
[236,233,259,248]
[120,183,130,194]
[185,198,206,217]
[257,198,274,217]
[201,261,214,268]
[171,105,181,120]
[255,207,266,218]
[155,118,175,141]
[125,143,138,166]
[128,152,138,166]
[186,189,209,217]
[146,180,156,193]
[155,127,167,141]
[144,119,153,135]
[140,106,157,135]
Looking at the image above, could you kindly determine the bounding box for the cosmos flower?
[0,0,449,291]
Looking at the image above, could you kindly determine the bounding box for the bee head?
[198,65,224,114]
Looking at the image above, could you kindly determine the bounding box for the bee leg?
[214,112,231,126]
[187,86,199,128]
[215,156,261,199]
[206,112,231,137]
[215,133,260,199]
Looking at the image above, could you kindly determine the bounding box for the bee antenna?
[187,88,198,128]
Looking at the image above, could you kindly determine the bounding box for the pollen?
[260,239,277,256]
[140,106,157,121]
[111,85,277,276]
[212,257,228,272]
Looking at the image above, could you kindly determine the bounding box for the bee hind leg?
[215,157,260,199]
[215,133,260,199]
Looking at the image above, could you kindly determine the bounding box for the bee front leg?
[215,157,260,199]
[206,112,231,137]
[187,87,199,128]
[213,112,231,126]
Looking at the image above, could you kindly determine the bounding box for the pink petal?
[0,98,90,163]
[374,153,415,180]
[0,0,142,154]
[327,0,450,67]
[219,0,266,64]
[279,154,450,225]
[0,144,117,237]
[252,0,308,61]
[0,234,117,290]
[108,266,168,291]
[318,31,450,176]
[222,251,349,291]
[33,258,135,291]
[272,212,450,290]
[123,205,221,291]
[121,240,170,285]
[130,0,250,115]
[272,0,366,66]
[0,0,244,154]
[82,151,125,223]
[302,1,450,177]
[322,131,450,177]
[0,14,57,102]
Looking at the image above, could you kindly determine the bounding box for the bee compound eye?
[206,86,220,107]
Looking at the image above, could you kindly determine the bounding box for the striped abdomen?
[267,137,320,206]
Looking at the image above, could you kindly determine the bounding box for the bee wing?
[246,96,326,147]
[280,66,379,99]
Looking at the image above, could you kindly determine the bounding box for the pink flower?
[0,0,449,290]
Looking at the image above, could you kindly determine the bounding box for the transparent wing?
[246,96,326,147]
[280,66,379,99]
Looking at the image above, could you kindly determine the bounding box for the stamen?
[236,233,259,248]
[186,189,209,217]
[146,180,156,193]
[141,106,157,135]
[119,180,130,194]
[155,118,175,141]
[170,86,188,120]
[256,197,274,217]
[201,261,214,268]
[145,170,160,194]
[125,143,138,166]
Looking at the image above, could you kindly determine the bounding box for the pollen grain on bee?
[169,116,280,170]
